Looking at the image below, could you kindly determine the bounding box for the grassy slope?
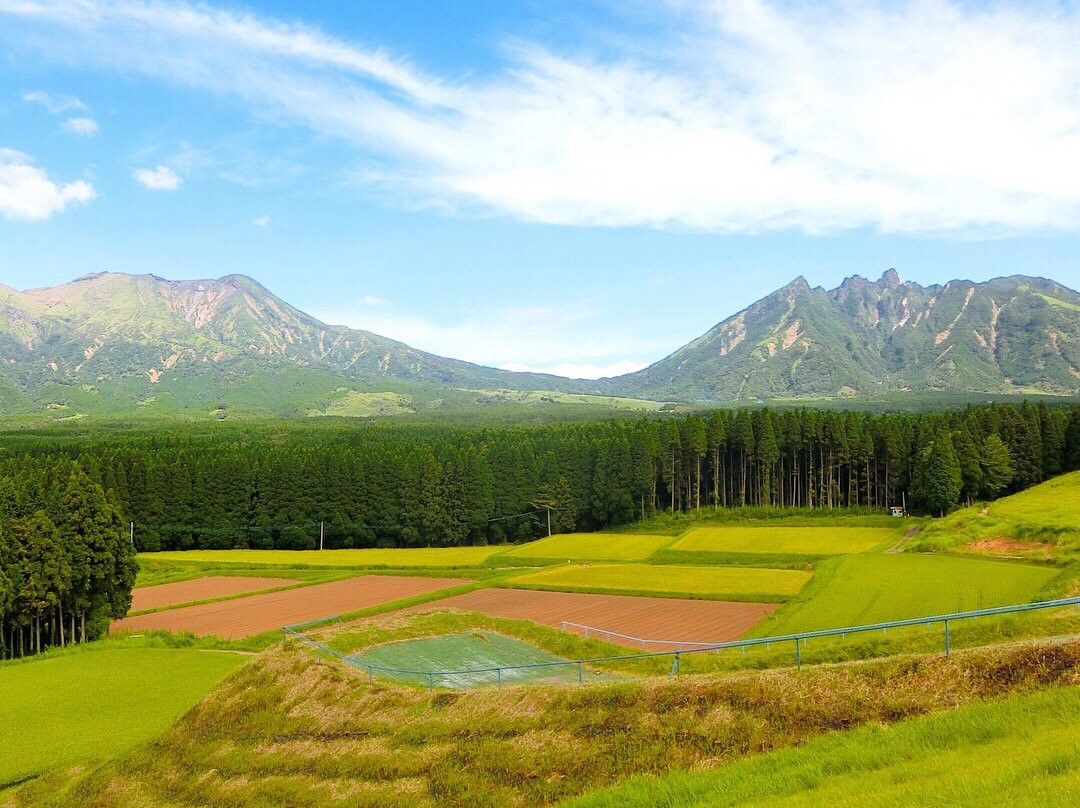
[561,685,1080,808]
[506,563,811,600]
[758,554,1059,635]
[912,472,1080,565]
[11,640,1079,808]
[0,641,245,791]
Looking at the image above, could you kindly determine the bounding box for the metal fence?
[283,595,1080,691]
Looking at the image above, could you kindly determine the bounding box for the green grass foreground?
[759,553,1059,635]
[506,563,811,600]
[9,639,1078,807]
[560,685,1080,808]
[0,641,246,791]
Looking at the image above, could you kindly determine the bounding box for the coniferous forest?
[2,401,1079,657]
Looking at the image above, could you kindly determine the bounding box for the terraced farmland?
[508,563,811,600]
[669,525,898,556]
[130,576,299,611]
[147,547,507,568]
[499,532,672,561]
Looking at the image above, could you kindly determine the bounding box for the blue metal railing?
[282,595,1080,691]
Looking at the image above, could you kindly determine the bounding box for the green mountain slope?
[601,271,1080,401]
[0,272,577,416]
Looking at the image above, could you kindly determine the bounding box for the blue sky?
[2,0,1079,378]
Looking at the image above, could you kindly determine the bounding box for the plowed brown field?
[414,588,777,650]
[131,576,299,611]
[113,576,470,638]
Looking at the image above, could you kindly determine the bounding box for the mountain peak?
[881,268,902,287]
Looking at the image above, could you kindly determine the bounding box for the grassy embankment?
[0,638,245,794]
[562,685,1080,808]
[8,639,1078,808]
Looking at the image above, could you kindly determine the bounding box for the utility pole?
[130,522,135,547]
[319,521,325,551]
[530,502,553,537]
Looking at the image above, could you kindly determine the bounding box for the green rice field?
[500,532,673,561]
[760,554,1060,635]
[988,471,1080,528]
[0,643,245,790]
[508,563,811,599]
[670,526,898,556]
[348,631,591,688]
[146,547,506,568]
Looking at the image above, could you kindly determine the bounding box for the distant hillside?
[0,272,579,416]
[600,271,1080,401]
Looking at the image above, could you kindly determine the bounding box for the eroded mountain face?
[605,271,1080,400]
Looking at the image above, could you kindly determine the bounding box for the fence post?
[944,619,951,656]
[497,668,502,688]
[428,673,434,693]
[578,662,584,684]
[795,637,802,670]
[669,652,681,679]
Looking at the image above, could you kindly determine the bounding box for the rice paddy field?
[0,642,245,792]
[146,547,508,568]
[507,563,811,600]
[499,532,674,562]
[669,526,898,556]
[759,554,1060,635]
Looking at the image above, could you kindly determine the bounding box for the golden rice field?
[146,547,506,568]
[670,525,898,555]
[500,532,673,561]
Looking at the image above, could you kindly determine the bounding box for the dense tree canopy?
[0,458,136,658]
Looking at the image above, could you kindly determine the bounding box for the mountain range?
[0,270,1076,418]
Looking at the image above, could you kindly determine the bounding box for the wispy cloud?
[316,302,668,374]
[0,148,95,220]
[62,116,99,136]
[21,89,86,114]
[133,164,181,190]
[500,360,648,380]
[252,214,270,227]
[358,295,387,306]
[5,1,1080,233]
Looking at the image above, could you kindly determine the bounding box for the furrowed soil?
[411,588,778,649]
[130,576,299,611]
[111,576,470,638]
[13,639,1079,808]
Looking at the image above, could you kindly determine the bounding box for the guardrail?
[283,595,1080,691]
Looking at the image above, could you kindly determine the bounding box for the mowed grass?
[145,547,507,568]
[563,685,1080,808]
[670,526,898,556]
[500,533,672,562]
[507,563,811,600]
[0,643,244,789]
[760,554,1059,635]
[990,470,1080,529]
[350,631,590,689]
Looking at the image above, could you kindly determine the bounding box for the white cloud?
[133,165,181,190]
[0,148,95,221]
[316,302,667,374]
[21,89,86,114]
[62,116,99,136]
[500,360,648,380]
[5,1,1080,232]
[358,295,387,306]
[252,214,270,227]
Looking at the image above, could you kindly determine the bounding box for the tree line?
[1,402,1076,559]
[0,459,137,659]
